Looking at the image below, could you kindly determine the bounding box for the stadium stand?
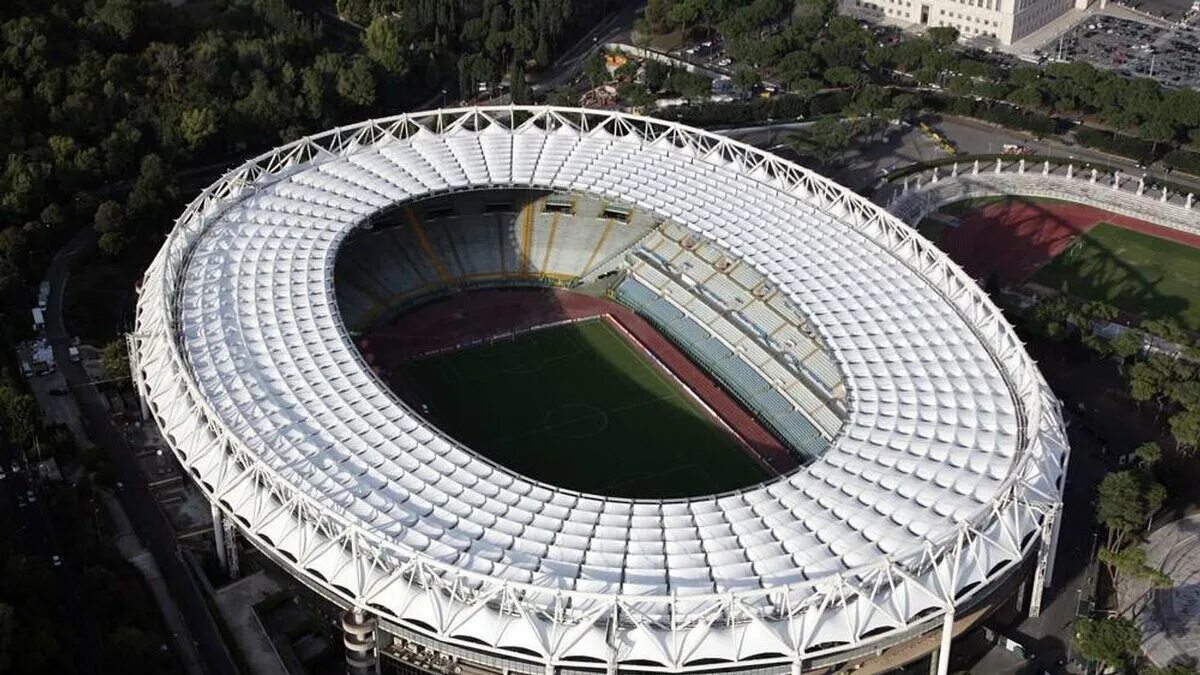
[335,191,654,330]
[613,224,848,451]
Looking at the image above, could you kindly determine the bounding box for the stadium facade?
[131,107,1069,674]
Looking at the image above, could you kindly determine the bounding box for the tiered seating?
[165,114,1038,641]
[616,275,828,459]
[617,227,847,444]
[334,192,653,329]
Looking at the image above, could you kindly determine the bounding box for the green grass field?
[396,319,767,498]
[1032,223,1200,331]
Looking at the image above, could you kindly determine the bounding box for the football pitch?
[395,318,768,498]
[1033,223,1200,331]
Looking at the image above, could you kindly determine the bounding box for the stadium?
[130,107,1069,674]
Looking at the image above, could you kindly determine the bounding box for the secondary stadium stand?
[335,190,654,330]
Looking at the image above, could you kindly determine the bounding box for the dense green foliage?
[643,1,1200,158]
[0,0,403,312]
[0,0,618,322]
[1072,616,1142,670]
[337,0,617,98]
[931,96,1063,136]
[1075,128,1161,165]
[1162,148,1200,177]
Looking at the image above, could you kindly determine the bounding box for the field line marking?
[600,315,779,475]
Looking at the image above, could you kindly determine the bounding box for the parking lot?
[1054,12,1200,88]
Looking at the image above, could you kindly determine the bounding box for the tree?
[617,82,654,107]
[1098,544,1171,606]
[508,61,530,104]
[806,117,855,163]
[732,66,760,94]
[0,385,38,447]
[95,0,149,42]
[1135,441,1163,467]
[1141,116,1176,153]
[584,51,609,88]
[336,56,376,107]
[100,340,130,382]
[364,16,410,75]
[823,66,864,88]
[179,107,218,151]
[1096,470,1165,551]
[1112,330,1143,366]
[926,26,959,49]
[1073,617,1141,670]
[643,60,670,91]
[1170,410,1200,453]
[93,200,127,257]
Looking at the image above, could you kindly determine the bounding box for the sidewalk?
[213,572,291,675]
[99,491,205,675]
[1123,513,1200,667]
[1002,7,1092,57]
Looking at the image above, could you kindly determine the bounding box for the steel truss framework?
[132,107,1069,672]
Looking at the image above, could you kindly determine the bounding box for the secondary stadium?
[131,107,1069,674]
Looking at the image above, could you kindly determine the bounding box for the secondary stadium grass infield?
[1032,222,1200,331]
[396,318,769,498]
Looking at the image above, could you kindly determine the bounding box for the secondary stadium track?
[359,287,799,475]
[937,199,1200,284]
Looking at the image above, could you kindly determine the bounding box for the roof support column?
[791,656,804,675]
[935,608,955,675]
[222,514,240,579]
[211,504,227,572]
[342,608,379,674]
[543,659,555,675]
[126,332,149,421]
[1029,504,1062,618]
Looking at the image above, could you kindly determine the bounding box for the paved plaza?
[1126,513,1200,666]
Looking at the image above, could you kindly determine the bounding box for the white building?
[844,0,1089,44]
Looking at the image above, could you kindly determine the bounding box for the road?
[45,229,238,675]
[0,436,103,672]
[532,0,646,92]
[930,115,1200,193]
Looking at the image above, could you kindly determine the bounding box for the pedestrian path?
[1124,512,1200,667]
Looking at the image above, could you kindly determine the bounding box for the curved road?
[45,229,238,675]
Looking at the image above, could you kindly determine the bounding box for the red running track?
[937,198,1200,284]
[360,287,798,475]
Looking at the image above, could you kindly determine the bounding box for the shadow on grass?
[939,196,1191,328]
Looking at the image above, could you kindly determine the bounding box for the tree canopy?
[1073,616,1141,670]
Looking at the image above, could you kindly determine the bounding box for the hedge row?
[657,91,852,128]
[925,95,1064,136]
[1162,149,1200,177]
[1073,128,1162,165]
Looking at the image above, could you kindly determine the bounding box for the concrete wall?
[880,158,1200,236]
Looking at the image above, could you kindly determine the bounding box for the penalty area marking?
[542,403,609,439]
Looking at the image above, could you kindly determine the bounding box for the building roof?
[133,107,1068,670]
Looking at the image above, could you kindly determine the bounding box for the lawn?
[394,318,767,498]
[1032,223,1200,331]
